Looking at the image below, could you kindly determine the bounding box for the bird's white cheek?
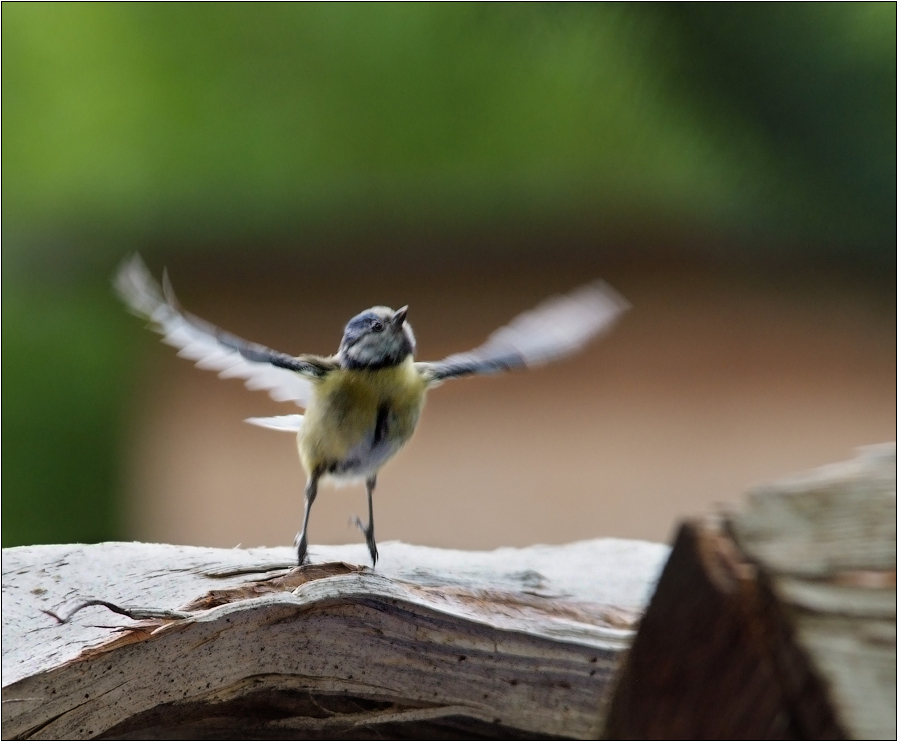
[354,335,400,364]
[347,341,380,366]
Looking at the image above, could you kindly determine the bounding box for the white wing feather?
[479,280,628,364]
[419,280,630,381]
[114,254,314,409]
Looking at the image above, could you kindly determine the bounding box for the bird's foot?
[295,532,310,566]
[351,516,379,568]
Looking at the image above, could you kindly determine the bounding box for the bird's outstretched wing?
[114,255,336,408]
[416,280,629,384]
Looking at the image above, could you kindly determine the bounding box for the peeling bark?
[3,539,667,740]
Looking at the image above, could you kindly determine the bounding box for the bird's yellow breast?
[298,357,427,478]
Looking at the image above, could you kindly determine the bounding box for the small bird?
[115,255,629,567]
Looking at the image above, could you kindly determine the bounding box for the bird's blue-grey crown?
[338,305,416,370]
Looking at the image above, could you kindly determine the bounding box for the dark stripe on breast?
[374,403,390,446]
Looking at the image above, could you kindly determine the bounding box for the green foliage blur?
[2,286,138,545]
[2,4,894,546]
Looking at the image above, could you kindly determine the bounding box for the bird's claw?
[295,532,310,566]
[351,516,378,568]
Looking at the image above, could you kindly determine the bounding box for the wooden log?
[605,443,896,740]
[2,539,668,740]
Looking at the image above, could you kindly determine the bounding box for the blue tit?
[115,255,630,567]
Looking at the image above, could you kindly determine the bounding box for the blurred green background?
[2,3,894,547]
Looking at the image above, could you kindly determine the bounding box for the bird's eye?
[371,320,384,333]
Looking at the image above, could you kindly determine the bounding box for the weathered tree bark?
[2,539,668,740]
[605,443,896,741]
[5,446,893,740]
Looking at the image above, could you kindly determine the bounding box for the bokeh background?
[3,4,895,551]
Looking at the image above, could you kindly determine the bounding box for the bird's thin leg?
[295,470,320,566]
[353,475,379,567]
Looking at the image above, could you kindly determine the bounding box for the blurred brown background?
[3,4,895,550]
[122,258,894,550]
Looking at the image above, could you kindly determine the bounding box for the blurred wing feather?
[114,254,331,408]
[417,280,629,383]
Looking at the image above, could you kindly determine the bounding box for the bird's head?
[338,305,416,370]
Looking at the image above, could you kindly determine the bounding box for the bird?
[114,254,630,568]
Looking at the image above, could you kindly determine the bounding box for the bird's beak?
[391,306,408,328]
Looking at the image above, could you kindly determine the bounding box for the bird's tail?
[245,415,304,432]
